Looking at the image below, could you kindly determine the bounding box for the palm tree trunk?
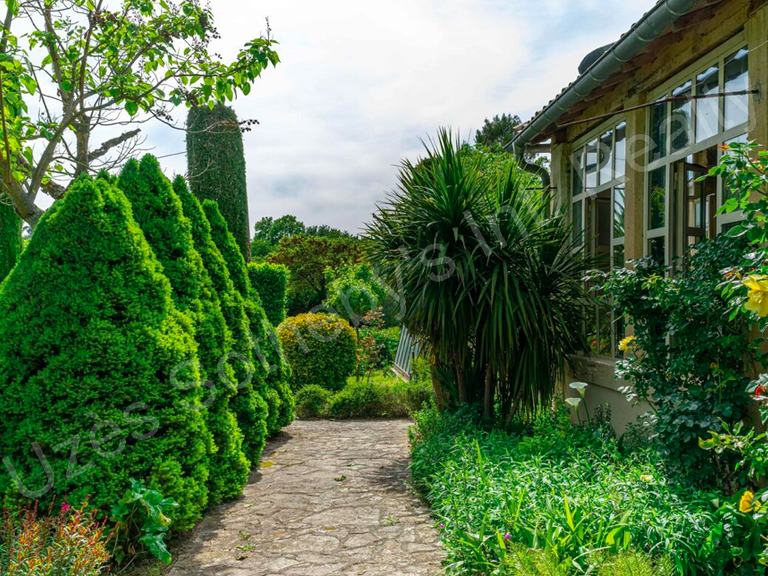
[454,350,468,404]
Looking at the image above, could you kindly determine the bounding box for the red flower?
[61,503,70,512]
[755,384,766,398]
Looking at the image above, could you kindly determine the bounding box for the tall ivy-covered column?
[0,200,22,283]
[186,105,251,261]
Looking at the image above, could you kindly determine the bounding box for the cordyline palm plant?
[365,129,589,421]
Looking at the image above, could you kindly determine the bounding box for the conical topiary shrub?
[173,175,251,502]
[0,176,209,530]
[186,199,267,462]
[118,157,251,503]
[203,200,294,435]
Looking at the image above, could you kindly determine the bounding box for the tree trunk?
[454,350,468,404]
[73,116,91,177]
[430,361,451,412]
[483,363,494,419]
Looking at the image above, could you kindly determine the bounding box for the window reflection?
[650,99,667,162]
[599,130,613,185]
[573,200,583,244]
[649,237,666,266]
[725,48,749,130]
[696,65,719,142]
[649,167,666,230]
[613,185,625,239]
[671,81,692,152]
[585,139,598,190]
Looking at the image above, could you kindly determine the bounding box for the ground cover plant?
[409,404,734,575]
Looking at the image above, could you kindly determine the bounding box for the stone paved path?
[169,419,444,576]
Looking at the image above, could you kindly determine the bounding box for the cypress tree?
[203,200,294,435]
[0,176,209,530]
[0,201,22,283]
[173,176,251,502]
[118,156,253,502]
[187,105,251,260]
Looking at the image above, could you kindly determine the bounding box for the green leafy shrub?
[410,356,431,384]
[119,158,249,505]
[0,176,210,531]
[175,176,252,499]
[593,232,764,486]
[187,104,251,259]
[295,385,332,418]
[278,313,357,391]
[327,381,387,418]
[358,326,400,371]
[0,500,111,575]
[203,199,269,462]
[324,263,387,327]
[248,262,289,326]
[410,405,731,575]
[111,479,176,565]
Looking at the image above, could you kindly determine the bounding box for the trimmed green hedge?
[277,313,357,391]
[203,200,294,437]
[0,176,210,531]
[187,105,251,260]
[0,202,22,283]
[248,262,289,327]
[201,199,269,460]
[118,157,252,505]
[173,176,251,502]
[295,385,331,418]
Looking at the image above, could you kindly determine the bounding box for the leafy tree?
[0,175,210,530]
[172,175,250,502]
[0,0,279,227]
[324,264,387,328]
[253,215,306,246]
[267,235,364,315]
[187,105,251,259]
[474,113,521,148]
[305,224,354,239]
[0,202,21,282]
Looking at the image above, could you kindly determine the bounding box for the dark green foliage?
[410,405,729,575]
[187,104,251,259]
[358,327,400,371]
[248,262,289,326]
[295,385,331,418]
[594,233,764,487]
[0,201,22,283]
[324,264,387,328]
[0,176,209,531]
[327,381,387,419]
[118,157,250,504]
[277,313,358,391]
[203,200,277,448]
[172,176,251,502]
[326,375,432,419]
[365,130,588,418]
[474,113,521,148]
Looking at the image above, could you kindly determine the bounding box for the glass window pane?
[649,237,666,266]
[613,185,625,239]
[671,81,693,153]
[573,200,583,244]
[599,130,613,185]
[613,244,625,269]
[649,167,666,230]
[572,148,583,198]
[585,139,598,190]
[614,122,626,178]
[724,48,749,130]
[696,65,719,142]
[650,98,668,162]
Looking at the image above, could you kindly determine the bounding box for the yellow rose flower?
[744,276,768,318]
[740,490,758,513]
[618,336,636,352]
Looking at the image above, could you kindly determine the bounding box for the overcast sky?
[148,0,658,236]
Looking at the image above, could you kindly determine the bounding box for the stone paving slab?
[169,419,444,576]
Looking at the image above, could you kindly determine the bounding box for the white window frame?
[644,33,749,266]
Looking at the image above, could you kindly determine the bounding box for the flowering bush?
[0,500,111,575]
[593,232,764,486]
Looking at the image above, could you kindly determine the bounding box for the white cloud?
[146,0,657,235]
